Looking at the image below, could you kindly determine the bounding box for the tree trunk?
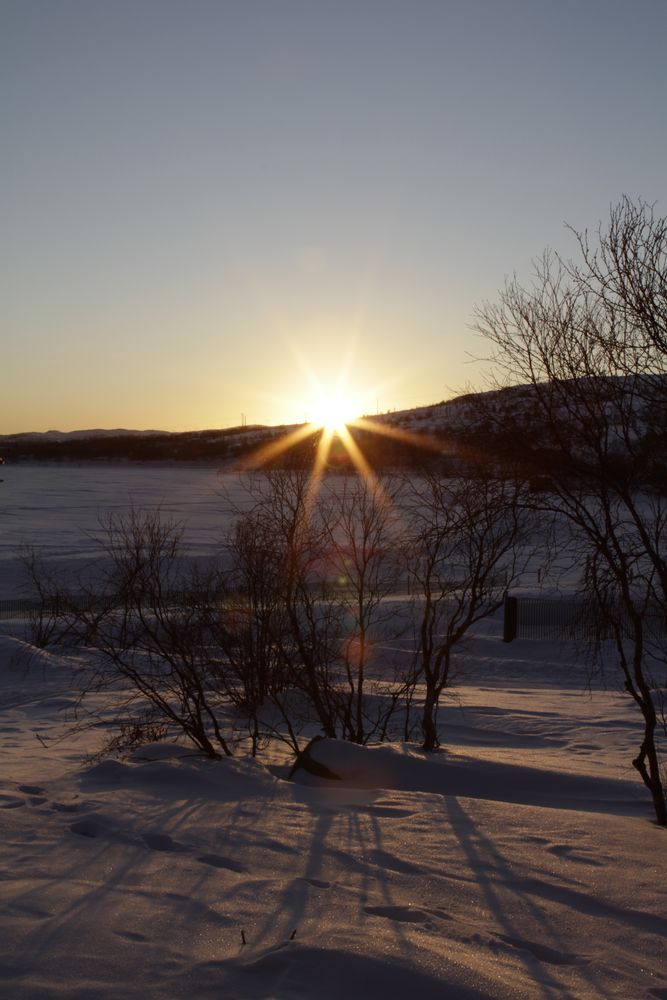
[421,688,440,752]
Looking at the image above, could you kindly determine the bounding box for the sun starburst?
[241,373,442,501]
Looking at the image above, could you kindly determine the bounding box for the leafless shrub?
[403,473,531,750]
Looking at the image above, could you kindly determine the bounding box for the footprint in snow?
[69,817,140,845]
[142,832,189,853]
[70,818,103,838]
[364,904,429,924]
[197,853,247,873]
[8,785,48,806]
[0,793,26,809]
[301,877,330,889]
[115,930,148,943]
[497,933,584,966]
[70,817,189,852]
[547,844,604,866]
[366,848,422,875]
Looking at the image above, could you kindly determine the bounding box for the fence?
[0,598,44,622]
[4,593,664,645]
[503,594,667,643]
[0,592,208,624]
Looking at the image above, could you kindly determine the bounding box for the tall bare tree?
[474,197,667,824]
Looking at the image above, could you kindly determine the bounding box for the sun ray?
[348,415,446,453]
[336,424,377,486]
[239,347,452,512]
[241,402,449,483]
[306,425,335,506]
[241,422,318,470]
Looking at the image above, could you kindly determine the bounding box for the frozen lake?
[0,462,557,601]
[0,463,251,597]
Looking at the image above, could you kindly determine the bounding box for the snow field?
[0,466,665,999]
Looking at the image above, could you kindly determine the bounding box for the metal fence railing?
[0,594,121,625]
[4,592,665,645]
[0,592,207,624]
[0,598,43,621]
[503,594,667,643]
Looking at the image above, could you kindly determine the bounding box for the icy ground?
[0,465,665,998]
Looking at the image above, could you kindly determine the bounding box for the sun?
[243,355,436,485]
[309,389,360,434]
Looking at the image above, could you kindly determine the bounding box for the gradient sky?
[3,0,666,433]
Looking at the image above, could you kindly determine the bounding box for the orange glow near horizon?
[241,362,446,505]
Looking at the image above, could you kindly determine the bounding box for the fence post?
[503,594,517,643]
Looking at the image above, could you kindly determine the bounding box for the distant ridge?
[0,423,276,442]
[1,376,664,470]
[1,428,171,442]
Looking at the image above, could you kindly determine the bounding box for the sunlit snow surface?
[0,465,665,999]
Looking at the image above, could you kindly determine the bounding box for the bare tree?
[570,195,667,357]
[404,473,529,751]
[220,513,290,714]
[29,510,254,759]
[21,546,78,649]
[29,474,410,759]
[474,197,667,824]
[222,471,414,747]
[223,470,346,744]
[322,475,407,743]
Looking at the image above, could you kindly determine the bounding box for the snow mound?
[291,738,646,815]
[81,749,279,801]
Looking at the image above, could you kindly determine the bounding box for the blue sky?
[3,0,666,432]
